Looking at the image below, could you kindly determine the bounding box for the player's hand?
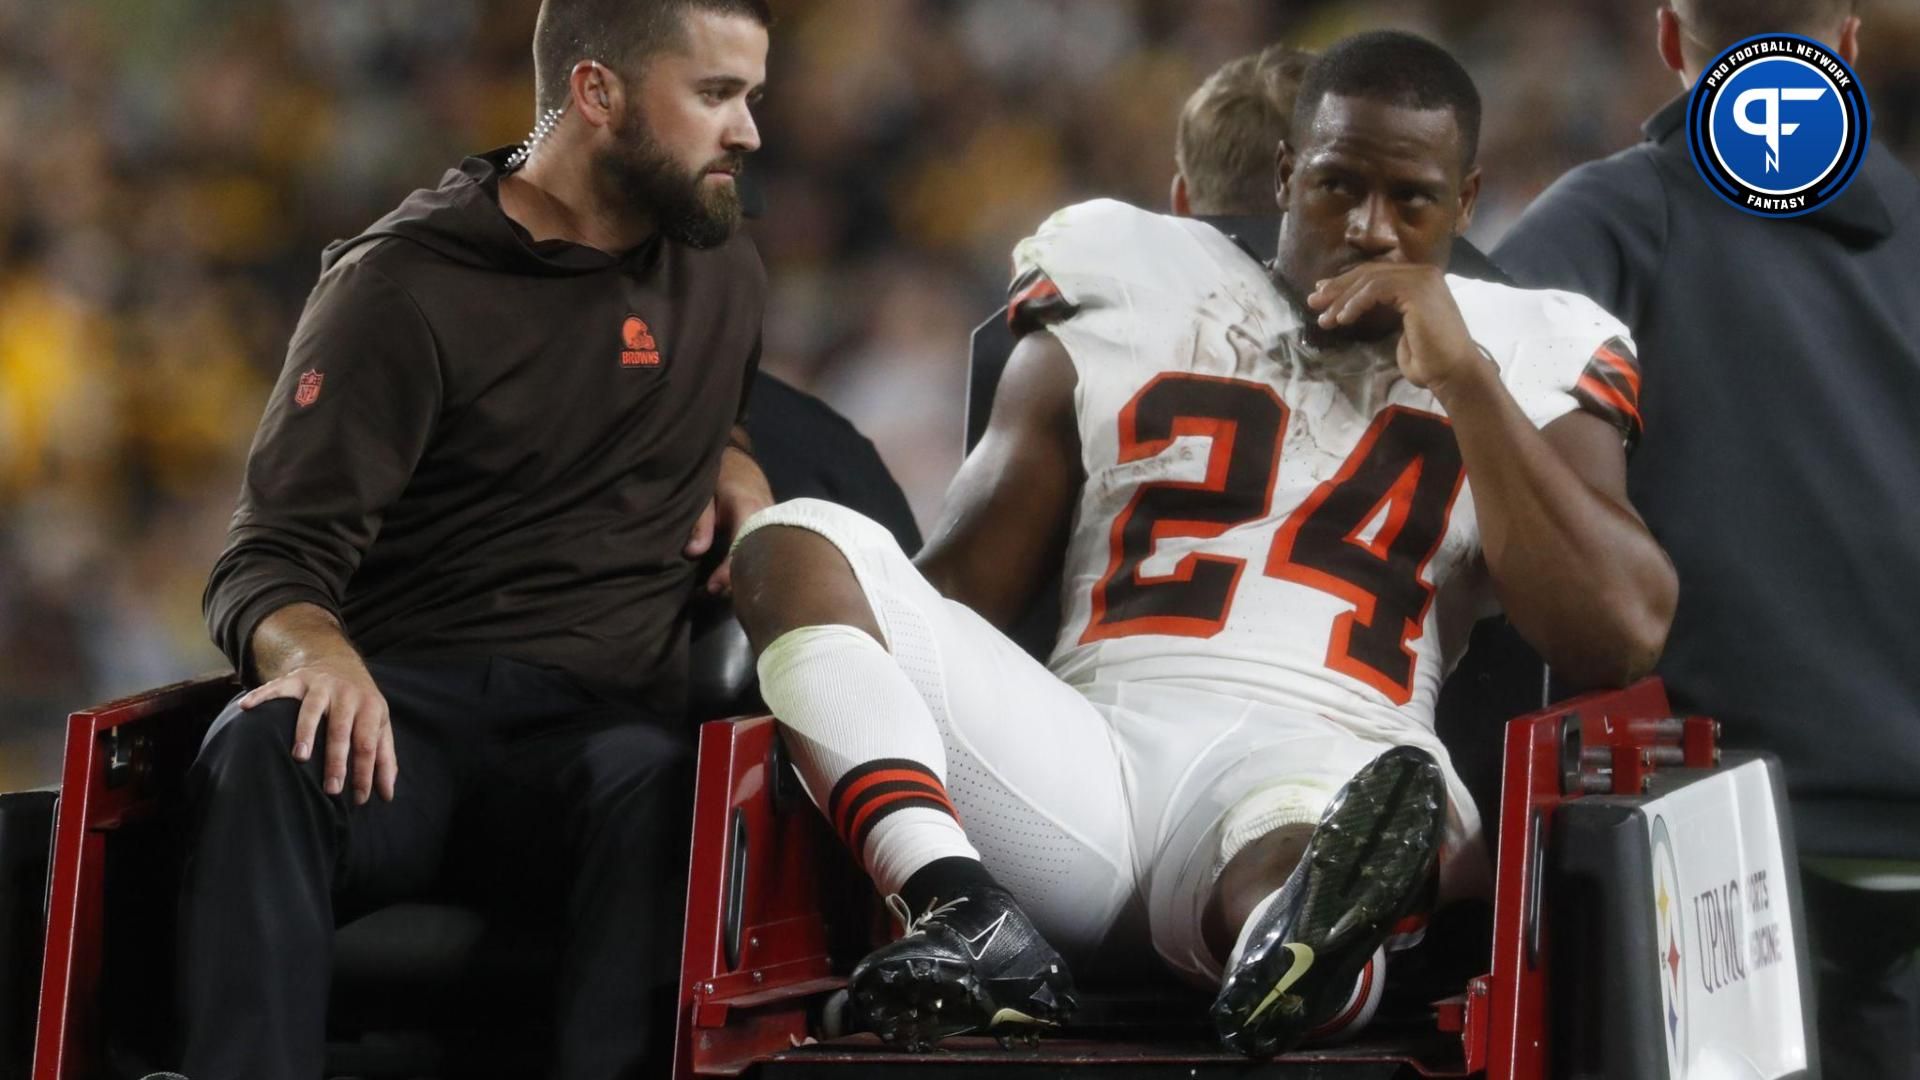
[1308,264,1491,397]
[240,653,397,805]
[685,445,774,595]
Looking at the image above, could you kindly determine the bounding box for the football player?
[730,30,1676,1057]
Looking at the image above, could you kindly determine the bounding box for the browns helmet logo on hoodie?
[621,315,662,368]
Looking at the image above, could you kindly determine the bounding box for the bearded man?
[182,2,772,1076]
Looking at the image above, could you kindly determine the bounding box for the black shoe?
[851,885,1077,1050]
[1211,745,1445,1058]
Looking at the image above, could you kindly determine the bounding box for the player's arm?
[1442,382,1674,688]
[1313,265,1676,688]
[913,330,1082,629]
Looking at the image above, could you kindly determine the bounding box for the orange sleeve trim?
[1576,373,1644,429]
[1591,343,1642,399]
[1007,276,1065,331]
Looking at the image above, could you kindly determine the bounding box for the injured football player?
[729,29,1676,1058]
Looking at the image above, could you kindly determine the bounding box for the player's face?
[1273,94,1480,342]
[598,11,766,248]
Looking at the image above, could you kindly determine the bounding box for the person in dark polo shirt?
[1495,2,1920,1075]
[181,2,773,1076]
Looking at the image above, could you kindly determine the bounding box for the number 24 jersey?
[1008,200,1642,737]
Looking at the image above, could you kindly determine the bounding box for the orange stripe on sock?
[832,768,938,836]
[844,785,961,848]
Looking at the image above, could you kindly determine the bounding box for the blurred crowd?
[3,0,1918,789]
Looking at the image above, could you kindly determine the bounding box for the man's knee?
[191,697,315,800]
[733,500,887,651]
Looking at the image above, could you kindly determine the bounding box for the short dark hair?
[1672,0,1856,55]
[1175,43,1316,216]
[532,0,772,117]
[1291,30,1481,168]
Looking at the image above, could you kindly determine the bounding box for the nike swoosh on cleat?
[962,912,1011,961]
[1245,943,1316,1024]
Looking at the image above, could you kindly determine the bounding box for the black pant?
[175,656,694,1080]
[1802,869,1920,1079]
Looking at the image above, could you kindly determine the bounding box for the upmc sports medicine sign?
[1645,761,1806,1079]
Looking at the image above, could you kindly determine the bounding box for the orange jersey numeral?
[1083,376,1465,704]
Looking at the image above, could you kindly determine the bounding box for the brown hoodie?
[204,148,764,718]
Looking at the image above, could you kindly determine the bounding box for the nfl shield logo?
[295,369,324,408]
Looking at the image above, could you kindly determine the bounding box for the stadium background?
[2,0,1918,790]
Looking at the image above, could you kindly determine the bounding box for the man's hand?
[244,604,397,805]
[1308,264,1489,395]
[685,445,774,595]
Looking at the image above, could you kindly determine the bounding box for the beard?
[595,109,743,249]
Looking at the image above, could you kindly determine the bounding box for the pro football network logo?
[1686,34,1869,218]
[1650,815,1688,1074]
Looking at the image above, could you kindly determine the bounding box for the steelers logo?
[1651,815,1688,1072]
[1685,33,1870,218]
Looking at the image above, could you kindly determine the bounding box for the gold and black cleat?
[851,887,1077,1051]
[1211,745,1446,1058]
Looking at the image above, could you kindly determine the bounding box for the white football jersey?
[1007,199,1641,738]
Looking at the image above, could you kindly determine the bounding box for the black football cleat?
[851,885,1077,1050]
[1211,745,1446,1058]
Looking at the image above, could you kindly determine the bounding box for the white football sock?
[757,624,979,894]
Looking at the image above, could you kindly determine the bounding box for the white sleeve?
[1475,284,1645,445]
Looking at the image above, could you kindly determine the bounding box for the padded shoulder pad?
[1008,200,1233,332]
[1448,277,1623,344]
[1449,277,1644,445]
